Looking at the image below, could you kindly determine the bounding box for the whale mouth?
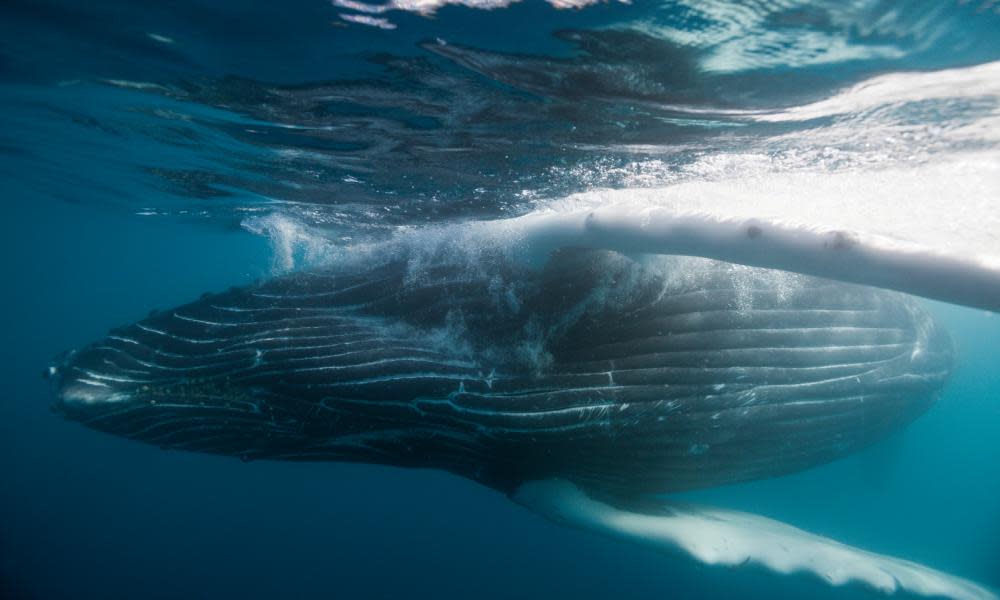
[47,349,142,431]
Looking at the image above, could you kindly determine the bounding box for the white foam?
[241,213,340,273]
[242,149,1000,310]
[240,57,1000,312]
[755,60,1000,123]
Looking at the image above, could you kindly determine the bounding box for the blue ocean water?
[1,1,998,598]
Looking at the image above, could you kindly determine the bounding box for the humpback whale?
[49,248,994,600]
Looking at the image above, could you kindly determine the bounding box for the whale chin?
[50,250,952,494]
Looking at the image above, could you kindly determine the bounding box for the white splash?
[241,213,339,273]
[242,59,1000,312]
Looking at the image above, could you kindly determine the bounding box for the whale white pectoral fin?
[507,207,1000,313]
[513,479,997,600]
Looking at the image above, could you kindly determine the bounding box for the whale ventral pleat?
[52,249,952,498]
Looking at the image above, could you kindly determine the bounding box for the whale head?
[47,334,302,459]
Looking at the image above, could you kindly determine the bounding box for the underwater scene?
[1,1,999,598]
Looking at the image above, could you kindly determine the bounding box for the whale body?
[52,249,951,493]
[50,249,994,599]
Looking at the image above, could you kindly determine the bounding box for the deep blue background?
[2,146,998,600]
[1,1,998,598]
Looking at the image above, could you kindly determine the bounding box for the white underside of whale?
[515,479,997,600]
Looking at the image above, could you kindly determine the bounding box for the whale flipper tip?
[513,479,997,600]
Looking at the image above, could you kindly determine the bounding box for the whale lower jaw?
[514,479,997,600]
